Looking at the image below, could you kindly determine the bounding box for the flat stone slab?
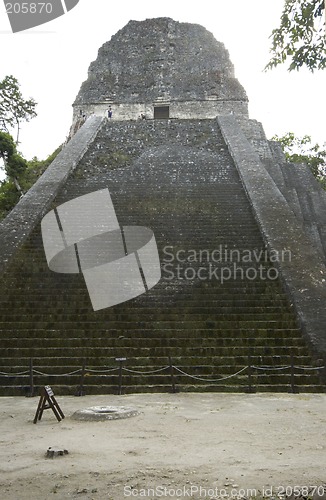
[71,406,139,421]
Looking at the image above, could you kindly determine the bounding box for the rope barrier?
[0,370,29,376]
[33,369,82,377]
[0,362,324,382]
[252,365,291,371]
[122,366,170,375]
[173,365,248,382]
[85,367,119,374]
[293,366,325,371]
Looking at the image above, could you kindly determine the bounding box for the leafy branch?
[265,0,326,71]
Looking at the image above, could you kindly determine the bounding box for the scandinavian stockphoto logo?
[4,0,79,33]
[41,189,161,311]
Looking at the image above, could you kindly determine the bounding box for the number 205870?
[277,486,325,497]
[5,3,53,14]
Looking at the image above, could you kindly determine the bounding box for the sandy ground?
[0,393,325,500]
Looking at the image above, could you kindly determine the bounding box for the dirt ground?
[0,393,325,500]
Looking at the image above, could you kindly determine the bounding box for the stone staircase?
[0,119,324,395]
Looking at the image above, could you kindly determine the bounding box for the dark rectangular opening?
[154,106,170,119]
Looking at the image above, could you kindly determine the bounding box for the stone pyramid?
[0,18,325,395]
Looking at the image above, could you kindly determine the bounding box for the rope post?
[321,361,326,385]
[169,356,177,393]
[116,357,126,395]
[247,350,255,394]
[75,359,86,397]
[289,353,298,394]
[27,358,34,397]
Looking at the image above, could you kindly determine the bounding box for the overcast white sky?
[0,0,325,175]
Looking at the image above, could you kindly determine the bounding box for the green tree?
[0,144,62,221]
[6,153,27,180]
[272,132,326,187]
[0,131,27,194]
[0,131,15,164]
[0,75,37,144]
[266,0,325,71]
[0,180,21,220]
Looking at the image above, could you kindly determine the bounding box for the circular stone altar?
[71,406,140,421]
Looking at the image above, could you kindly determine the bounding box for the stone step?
[0,296,292,303]
[0,345,312,357]
[0,295,293,306]
[0,329,304,341]
[0,319,300,329]
[0,371,322,386]
[0,305,296,316]
[0,312,298,322]
[0,336,307,348]
[0,354,317,369]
